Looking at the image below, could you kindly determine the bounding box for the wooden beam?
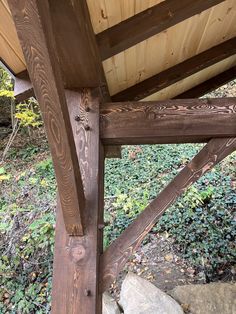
[100,98,236,145]
[174,66,236,99]
[101,137,236,291]
[48,0,107,89]
[104,146,122,158]
[96,0,225,60]
[112,37,236,102]
[45,0,121,158]
[14,70,34,103]
[8,0,85,235]
[52,89,104,314]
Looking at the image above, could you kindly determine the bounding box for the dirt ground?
[110,233,236,299]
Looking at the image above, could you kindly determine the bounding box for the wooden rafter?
[175,66,236,99]
[112,37,236,101]
[52,89,104,314]
[101,137,236,292]
[96,0,225,60]
[100,98,236,145]
[8,0,85,235]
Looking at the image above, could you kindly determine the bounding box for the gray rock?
[119,272,184,314]
[103,292,121,314]
[169,282,236,314]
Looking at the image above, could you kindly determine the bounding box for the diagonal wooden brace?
[8,0,85,235]
[101,137,236,291]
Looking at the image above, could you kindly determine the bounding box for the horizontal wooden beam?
[112,37,236,101]
[8,0,85,235]
[100,98,236,145]
[175,66,236,99]
[96,0,224,60]
[101,137,236,291]
[14,70,34,102]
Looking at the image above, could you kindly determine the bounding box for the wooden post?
[52,89,104,314]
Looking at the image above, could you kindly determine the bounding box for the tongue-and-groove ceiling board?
[0,0,236,100]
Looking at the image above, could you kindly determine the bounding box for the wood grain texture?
[8,0,85,235]
[112,37,236,101]
[174,66,236,99]
[52,89,104,314]
[100,98,236,145]
[48,0,107,89]
[14,70,34,102]
[101,137,236,291]
[96,0,225,60]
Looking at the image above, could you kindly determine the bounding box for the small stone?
[164,254,174,262]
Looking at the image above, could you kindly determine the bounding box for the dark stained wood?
[112,37,236,101]
[174,66,236,99]
[52,89,104,314]
[14,70,34,102]
[8,0,85,235]
[100,98,236,145]
[105,145,122,158]
[96,0,224,60]
[48,0,107,89]
[101,137,236,291]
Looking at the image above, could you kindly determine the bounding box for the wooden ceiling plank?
[96,0,225,60]
[7,0,85,235]
[101,137,236,291]
[100,98,236,145]
[174,66,236,98]
[111,37,236,102]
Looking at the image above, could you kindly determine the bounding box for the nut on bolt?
[74,115,80,121]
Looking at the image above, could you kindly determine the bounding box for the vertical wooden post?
[52,89,104,314]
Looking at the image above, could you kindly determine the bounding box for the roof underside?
[1,0,236,100]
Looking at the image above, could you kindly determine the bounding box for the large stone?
[169,282,236,314]
[103,292,121,314]
[119,272,184,314]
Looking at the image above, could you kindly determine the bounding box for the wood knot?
[70,245,86,263]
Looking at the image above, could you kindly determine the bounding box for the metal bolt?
[84,289,91,297]
[75,115,80,121]
[85,125,90,131]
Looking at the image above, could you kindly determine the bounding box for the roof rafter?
[112,37,236,102]
[96,0,225,60]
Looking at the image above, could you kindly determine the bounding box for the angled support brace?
[101,137,236,291]
[8,0,85,235]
